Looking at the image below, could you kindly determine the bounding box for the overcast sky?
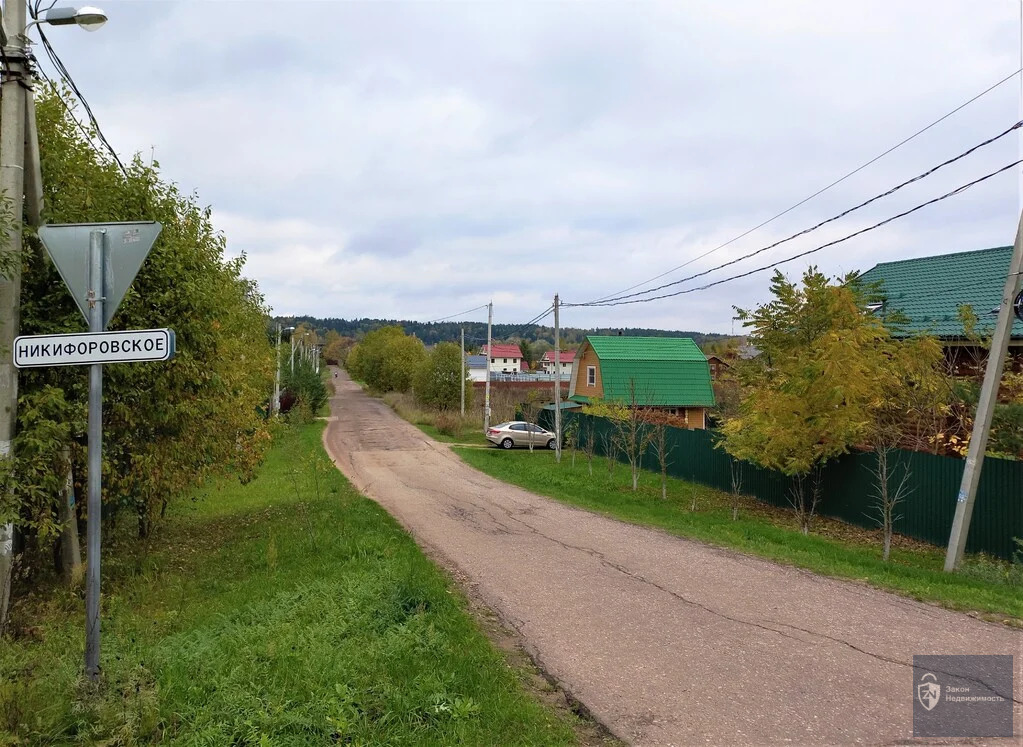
[45,0,1022,333]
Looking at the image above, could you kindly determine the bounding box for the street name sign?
[39,222,163,328]
[13,329,174,368]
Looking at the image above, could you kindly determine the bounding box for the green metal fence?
[557,411,1023,561]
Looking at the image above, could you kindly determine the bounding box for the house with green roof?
[858,246,1022,371]
[568,335,716,429]
[858,246,1022,340]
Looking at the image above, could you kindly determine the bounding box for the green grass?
[414,423,490,446]
[0,424,578,745]
[454,447,1023,623]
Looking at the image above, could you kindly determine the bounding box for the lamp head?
[45,6,108,32]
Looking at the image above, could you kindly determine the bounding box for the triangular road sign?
[38,222,163,328]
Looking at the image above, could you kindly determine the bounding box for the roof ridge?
[866,245,1011,270]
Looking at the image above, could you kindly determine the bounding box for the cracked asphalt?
[323,370,1022,746]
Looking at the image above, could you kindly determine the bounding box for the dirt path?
[323,371,1021,746]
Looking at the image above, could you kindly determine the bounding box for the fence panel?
[562,411,1023,560]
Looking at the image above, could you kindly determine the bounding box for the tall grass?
[0,425,577,744]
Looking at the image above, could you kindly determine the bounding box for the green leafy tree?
[414,342,472,411]
[4,83,275,574]
[720,268,894,533]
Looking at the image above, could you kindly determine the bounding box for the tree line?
[281,316,731,350]
[1,85,275,628]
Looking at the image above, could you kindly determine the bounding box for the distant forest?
[281,316,732,349]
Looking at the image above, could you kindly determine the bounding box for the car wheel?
[546,439,556,450]
[501,438,514,449]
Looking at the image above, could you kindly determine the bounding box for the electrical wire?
[587,120,1023,306]
[503,305,554,342]
[582,67,1023,305]
[568,159,1022,307]
[35,27,127,177]
[424,303,489,324]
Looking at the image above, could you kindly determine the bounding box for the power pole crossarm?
[944,208,1023,571]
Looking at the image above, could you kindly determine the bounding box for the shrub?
[435,412,461,436]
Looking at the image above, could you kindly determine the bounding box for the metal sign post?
[32,221,164,680]
[85,230,103,680]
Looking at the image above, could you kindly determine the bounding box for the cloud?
[45,0,1023,333]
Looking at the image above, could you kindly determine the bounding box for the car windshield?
[493,422,511,429]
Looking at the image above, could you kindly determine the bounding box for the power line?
[568,159,1022,307]
[589,120,1023,306]
[582,67,1023,305]
[504,305,554,341]
[34,27,127,177]
[424,303,489,324]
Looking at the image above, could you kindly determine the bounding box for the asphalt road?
[323,370,1022,746]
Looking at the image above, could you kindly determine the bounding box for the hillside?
[280,316,731,348]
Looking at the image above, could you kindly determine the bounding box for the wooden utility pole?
[484,302,492,431]
[553,293,562,462]
[460,327,465,417]
[0,0,31,632]
[944,208,1023,570]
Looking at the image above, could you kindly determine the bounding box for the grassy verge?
[454,447,1023,623]
[414,422,490,446]
[0,423,578,745]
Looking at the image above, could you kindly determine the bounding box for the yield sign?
[38,222,163,329]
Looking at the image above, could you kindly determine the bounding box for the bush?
[435,412,461,436]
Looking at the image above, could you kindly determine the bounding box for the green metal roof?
[858,246,1023,340]
[584,336,715,407]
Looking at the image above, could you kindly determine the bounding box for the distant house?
[858,246,1023,371]
[480,343,523,374]
[568,336,716,429]
[465,354,488,382]
[539,349,575,378]
[705,354,730,380]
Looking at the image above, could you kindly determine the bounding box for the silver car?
[486,421,557,450]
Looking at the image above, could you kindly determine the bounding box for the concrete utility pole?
[460,327,465,418]
[553,293,562,462]
[484,301,492,431]
[273,324,282,414]
[944,209,1023,571]
[0,0,30,633]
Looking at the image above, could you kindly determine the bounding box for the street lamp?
[25,6,108,33]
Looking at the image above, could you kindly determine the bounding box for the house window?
[504,358,508,363]
[587,366,596,386]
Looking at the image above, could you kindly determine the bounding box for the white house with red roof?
[539,349,575,379]
[480,343,524,374]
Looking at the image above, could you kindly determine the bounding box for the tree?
[5,81,275,585]
[345,326,415,391]
[414,342,472,411]
[647,420,672,500]
[585,383,649,491]
[518,338,534,369]
[720,268,895,534]
[728,457,744,521]
[864,335,943,559]
[379,334,426,393]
